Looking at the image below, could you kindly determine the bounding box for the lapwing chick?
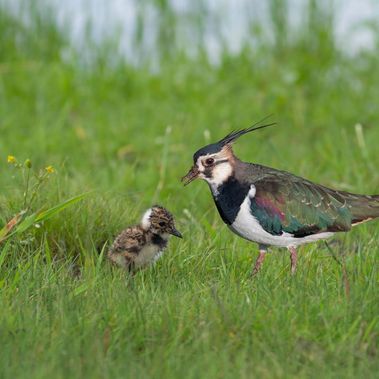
[182,121,379,275]
[108,205,182,272]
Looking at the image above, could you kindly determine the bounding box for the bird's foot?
[251,250,267,276]
[288,246,297,275]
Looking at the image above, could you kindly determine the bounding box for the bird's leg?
[251,245,268,276]
[288,246,297,275]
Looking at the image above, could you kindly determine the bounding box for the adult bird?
[182,121,379,275]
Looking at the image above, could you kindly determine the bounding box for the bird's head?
[182,120,275,188]
[141,205,182,239]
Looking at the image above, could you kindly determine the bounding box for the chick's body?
[108,206,181,272]
[108,226,166,270]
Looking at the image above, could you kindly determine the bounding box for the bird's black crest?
[193,116,276,162]
[218,116,276,146]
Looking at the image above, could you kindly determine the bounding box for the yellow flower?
[7,155,16,164]
[45,165,55,174]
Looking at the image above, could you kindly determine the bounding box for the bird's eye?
[159,222,165,227]
[205,158,215,166]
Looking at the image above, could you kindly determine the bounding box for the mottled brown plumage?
[108,205,182,272]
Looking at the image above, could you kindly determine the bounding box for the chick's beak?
[170,228,183,238]
[181,165,199,186]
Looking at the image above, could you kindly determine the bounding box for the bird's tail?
[348,194,379,225]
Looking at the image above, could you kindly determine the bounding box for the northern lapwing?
[108,205,182,272]
[182,122,379,275]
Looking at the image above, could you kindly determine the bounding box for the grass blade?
[35,192,91,222]
[0,240,11,270]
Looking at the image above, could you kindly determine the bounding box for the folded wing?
[250,175,356,237]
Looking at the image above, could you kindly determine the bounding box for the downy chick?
[108,205,182,272]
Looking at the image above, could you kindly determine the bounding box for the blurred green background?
[0,1,378,378]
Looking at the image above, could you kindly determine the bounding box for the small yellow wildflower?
[7,155,16,164]
[45,165,55,174]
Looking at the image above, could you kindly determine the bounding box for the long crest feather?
[218,115,276,146]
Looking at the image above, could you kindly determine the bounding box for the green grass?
[0,2,378,378]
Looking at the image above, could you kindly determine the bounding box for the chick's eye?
[159,222,165,227]
[205,158,215,166]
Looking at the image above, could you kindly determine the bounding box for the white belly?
[229,188,334,248]
[134,244,163,268]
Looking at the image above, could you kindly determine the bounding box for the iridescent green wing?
[250,174,353,237]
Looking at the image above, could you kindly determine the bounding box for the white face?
[196,153,233,190]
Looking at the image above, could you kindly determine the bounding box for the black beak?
[170,228,183,238]
[181,165,199,186]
